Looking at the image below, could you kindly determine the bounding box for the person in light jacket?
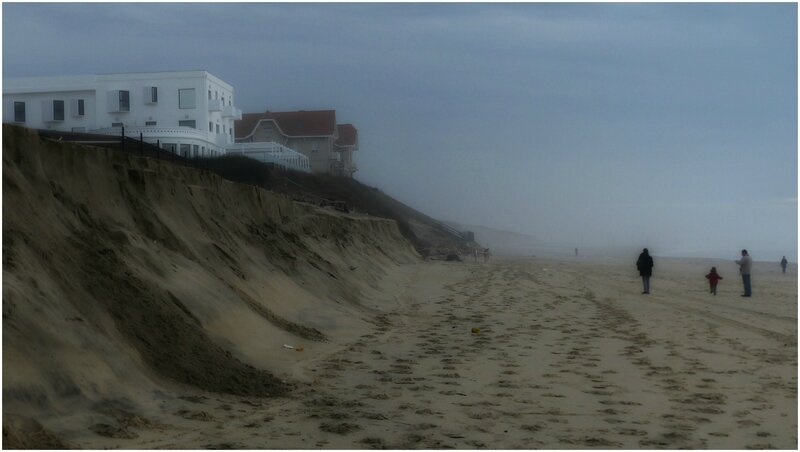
[636,248,654,294]
[735,249,752,297]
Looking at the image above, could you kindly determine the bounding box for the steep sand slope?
[206,156,478,258]
[2,125,419,446]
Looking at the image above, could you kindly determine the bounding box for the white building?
[3,70,242,156]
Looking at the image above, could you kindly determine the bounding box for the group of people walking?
[636,248,790,297]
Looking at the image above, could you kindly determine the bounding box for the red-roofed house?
[235,110,357,176]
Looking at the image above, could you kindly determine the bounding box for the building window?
[179,88,196,109]
[180,143,191,156]
[13,101,25,122]
[162,143,177,153]
[145,121,157,126]
[107,90,130,112]
[53,100,65,121]
[312,141,319,153]
[71,127,86,132]
[112,122,123,127]
[215,124,220,134]
[192,145,199,155]
[71,98,85,117]
[119,90,130,112]
[208,89,212,100]
[221,95,225,105]
[178,120,196,129]
[209,121,213,132]
[229,128,233,137]
[214,90,218,99]
[143,86,158,104]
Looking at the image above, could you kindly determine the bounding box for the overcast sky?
[3,3,797,260]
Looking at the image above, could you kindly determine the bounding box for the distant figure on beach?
[735,249,752,297]
[705,267,723,295]
[636,248,654,294]
[575,248,578,257]
[781,256,788,274]
[473,248,478,262]
[483,248,491,263]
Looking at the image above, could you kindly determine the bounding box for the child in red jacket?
[705,267,723,295]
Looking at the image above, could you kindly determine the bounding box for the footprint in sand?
[319,422,361,434]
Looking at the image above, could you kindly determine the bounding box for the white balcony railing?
[226,141,311,173]
[222,105,242,120]
[208,99,223,111]
[93,125,211,142]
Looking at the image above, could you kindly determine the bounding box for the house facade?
[334,124,358,177]
[235,110,357,176]
[3,70,242,156]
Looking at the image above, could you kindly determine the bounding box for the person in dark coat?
[705,267,723,295]
[636,248,654,294]
[781,256,788,274]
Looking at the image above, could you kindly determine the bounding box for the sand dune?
[3,126,796,449]
[2,126,418,447]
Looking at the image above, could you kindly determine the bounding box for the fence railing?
[36,127,217,170]
[226,141,311,173]
[92,125,210,141]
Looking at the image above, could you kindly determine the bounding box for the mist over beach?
[4,2,797,263]
[2,2,797,449]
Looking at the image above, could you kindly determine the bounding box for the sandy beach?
[3,4,796,449]
[28,255,791,449]
[3,130,795,449]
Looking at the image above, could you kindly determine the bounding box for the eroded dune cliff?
[2,125,419,446]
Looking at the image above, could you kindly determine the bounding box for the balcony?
[208,99,223,111]
[222,105,242,120]
[92,125,211,143]
[226,141,311,173]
